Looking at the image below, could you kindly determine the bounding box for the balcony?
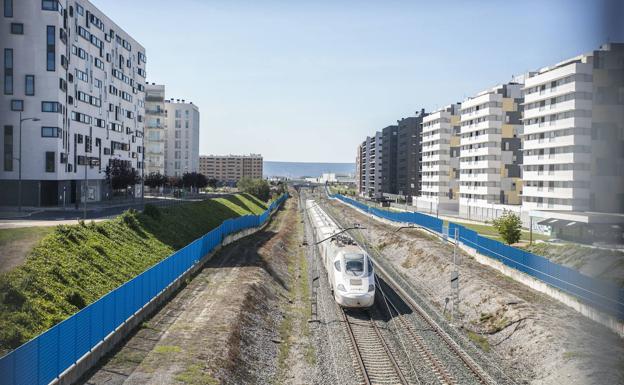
[523,99,592,120]
[523,134,590,150]
[522,186,588,200]
[523,152,590,166]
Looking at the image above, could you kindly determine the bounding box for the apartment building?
[459,82,523,220]
[380,125,398,195]
[359,132,383,198]
[416,103,461,212]
[522,43,624,241]
[355,141,363,193]
[198,154,263,185]
[0,0,146,207]
[397,109,427,201]
[144,83,165,175]
[164,99,199,177]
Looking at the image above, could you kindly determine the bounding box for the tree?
[237,177,271,201]
[492,211,522,245]
[207,178,218,189]
[144,172,166,189]
[105,160,140,191]
[182,172,208,190]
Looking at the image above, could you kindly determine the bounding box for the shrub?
[492,211,522,245]
[143,204,161,220]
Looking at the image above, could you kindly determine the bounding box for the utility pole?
[17,112,40,212]
[83,158,89,220]
[450,227,459,325]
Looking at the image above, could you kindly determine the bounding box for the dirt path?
[324,197,624,385]
[81,197,310,385]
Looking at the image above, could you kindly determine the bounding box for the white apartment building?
[0,0,146,207]
[144,83,165,175]
[359,132,383,198]
[199,154,263,184]
[416,103,461,213]
[459,82,523,220]
[522,43,624,242]
[164,99,199,177]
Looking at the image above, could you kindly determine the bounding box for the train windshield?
[344,253,366,276]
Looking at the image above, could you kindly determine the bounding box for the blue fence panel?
[0,351,14,385]
[37,325,58,385]
[13,340,37,385]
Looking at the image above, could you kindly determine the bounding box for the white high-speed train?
[306,199,375,308]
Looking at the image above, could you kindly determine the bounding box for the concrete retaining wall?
[332,196,624,338]
[52,209,279,385]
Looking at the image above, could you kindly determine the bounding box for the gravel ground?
[325,195,624,385]
[79,198,298,385]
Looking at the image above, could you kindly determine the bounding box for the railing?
[330,194,624,320]
[0,194,288,385]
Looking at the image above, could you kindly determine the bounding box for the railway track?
[339,306,409,385]
[319,195,497,385]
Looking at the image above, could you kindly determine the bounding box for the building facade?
[397,109,427,201]
[144,83,165,175]
[0,0,146,207]
[522,43,624,242]
[355,141,363,194]
[458,82,523,220]
[359,132,383,198]
[380,125,398,195]
[198,154,263,185]
[164,99,199,177]
[416,103,461,212]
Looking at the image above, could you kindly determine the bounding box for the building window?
[42,0,58,11]
[45,151,55,172]
[76,3,83,15]
[25,75,34,95]
[46,26,55,71]
[41,101,61,112]
[4,48,13,94]
[4,0,12,17]
[10,22,22,34]
[3,125,12,171]
[10,99,23,111]
[41,126,59,137]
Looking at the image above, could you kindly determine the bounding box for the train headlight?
[368,284,375,292]
[337,284,346,292]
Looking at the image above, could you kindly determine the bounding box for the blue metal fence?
[331,194,624,320]
[0,194,288,385]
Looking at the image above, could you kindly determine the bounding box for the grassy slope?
[0,227,56,273]
[0,194,268,355]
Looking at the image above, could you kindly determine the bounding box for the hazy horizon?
[92,0,623,162]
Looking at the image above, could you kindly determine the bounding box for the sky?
[92,0,623,163]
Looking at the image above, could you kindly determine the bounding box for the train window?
[367,259,374,276]
[344,254,364,276]
[334,260,341,272]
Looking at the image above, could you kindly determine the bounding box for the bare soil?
[80,197,317,385]
[326,198,624,385]
[0,226,54,273]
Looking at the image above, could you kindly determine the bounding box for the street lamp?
[17,112,40,212]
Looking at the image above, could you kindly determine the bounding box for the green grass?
[447,221,550,243]
[0,227,55,248]
[467,331,491,352]
[0,193,271,355]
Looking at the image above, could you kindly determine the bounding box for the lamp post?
[17,112,41,212]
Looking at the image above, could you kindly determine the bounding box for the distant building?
[0,0,146,206]
[199,154,263,184]
[381,125,398,195]
[459,82,523,220]
[164,99,200,177]
[416,103,461,212]
[144,84,166,175]
[397,109,428,201]
[359,132,383,198]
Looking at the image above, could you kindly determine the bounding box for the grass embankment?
[0,227,56,274]
[0,194,269,356]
